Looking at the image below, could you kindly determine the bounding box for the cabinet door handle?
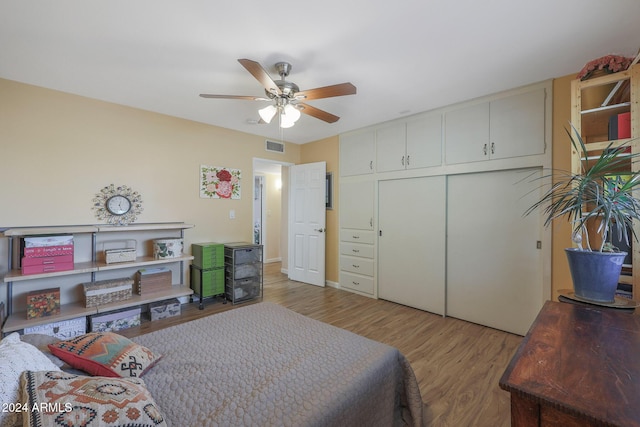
[401,155,405,166]
[491,142,495,154]
[406,155,410,166]
[370,218,373,227]
[369,160,373,170]
[483,143,488,155]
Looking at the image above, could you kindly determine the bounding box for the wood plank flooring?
[120,262,523,426]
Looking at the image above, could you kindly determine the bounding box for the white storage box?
[23,316,87,339]
[153,238,183,259]
[149,298,181,321]
[89,307,141,332]
[103,239,137,264]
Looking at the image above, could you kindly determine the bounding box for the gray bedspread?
[132,302,424,427]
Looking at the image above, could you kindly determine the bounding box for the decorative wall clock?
[93,184,143,226]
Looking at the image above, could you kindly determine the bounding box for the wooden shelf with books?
[571,63,640,300]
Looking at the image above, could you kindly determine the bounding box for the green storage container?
[191,267,225,297]
[192,242,224,269]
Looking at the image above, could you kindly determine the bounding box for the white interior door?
[446,168,544,335]
[378,176,446,314]
[288,161,326,286]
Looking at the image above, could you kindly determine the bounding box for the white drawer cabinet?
[340,271,374,294]
[340,255,374,276]
[340,230,375,245]
[340,242,374,258]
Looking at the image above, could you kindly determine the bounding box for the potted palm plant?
[526,124,640,303]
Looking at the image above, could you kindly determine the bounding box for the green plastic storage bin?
[192,242,224,269]
[191,267,225,297]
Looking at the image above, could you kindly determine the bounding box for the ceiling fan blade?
[298,103,340,123]
[238,58,282,96]
[199,94,268,101]
[296,82,356,100]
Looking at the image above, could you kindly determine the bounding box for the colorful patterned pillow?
[20,370,167,427]
[47,332,161,378]
[0,332,61,427]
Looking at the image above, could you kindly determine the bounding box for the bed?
[6,302,424,427]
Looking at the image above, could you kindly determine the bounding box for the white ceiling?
[1,1,639,144]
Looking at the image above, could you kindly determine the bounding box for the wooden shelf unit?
[1,222,194,333]
[570,64,640,300]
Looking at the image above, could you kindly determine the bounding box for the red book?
[618,112,631,139]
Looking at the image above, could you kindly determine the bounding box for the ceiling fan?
[200,59,356,128]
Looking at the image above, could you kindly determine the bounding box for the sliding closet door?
[447,168,543,335]
[378,176,446,315]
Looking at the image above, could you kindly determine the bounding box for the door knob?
[314,228,325,233]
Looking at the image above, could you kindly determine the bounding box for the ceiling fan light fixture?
[279,104,301,128]
[284,104,301,122]
[279,113,295,128]
[258,105,277,123]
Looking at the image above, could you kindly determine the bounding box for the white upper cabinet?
[375,123,406,173]
[489,88,546,160]
[339,179,374,230]
[444,102,490,164]
[376,112,442,173]
[406,112,443,169]
[340,130,375,176]
[445,87,546,165]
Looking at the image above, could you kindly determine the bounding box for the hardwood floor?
[120,262,523,426]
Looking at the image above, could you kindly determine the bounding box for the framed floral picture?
[200,165,241,199]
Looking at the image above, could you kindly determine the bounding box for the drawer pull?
[352,235,359,239]
[352,264,360,268]
[352,281,360,286]
[352,249,360,253]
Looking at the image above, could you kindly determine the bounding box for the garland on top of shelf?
[577,55,633,81]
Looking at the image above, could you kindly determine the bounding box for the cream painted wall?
[0,78,301,308]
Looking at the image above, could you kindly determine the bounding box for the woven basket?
[83,278,133,308]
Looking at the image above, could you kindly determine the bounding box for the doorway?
[253,158,291,267]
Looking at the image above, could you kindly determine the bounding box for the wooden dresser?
[499,300,640,426]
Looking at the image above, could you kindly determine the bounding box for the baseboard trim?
[326,280,339,289]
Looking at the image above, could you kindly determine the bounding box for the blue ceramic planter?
[565,248,626,303]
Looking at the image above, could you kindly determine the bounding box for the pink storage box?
[22,254,74,267]
[23,235,73,247]
[24,245,74,257]
[22,262,74,275]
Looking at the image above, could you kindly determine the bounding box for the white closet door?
[447,168,543,335]
[378,176,446,315]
